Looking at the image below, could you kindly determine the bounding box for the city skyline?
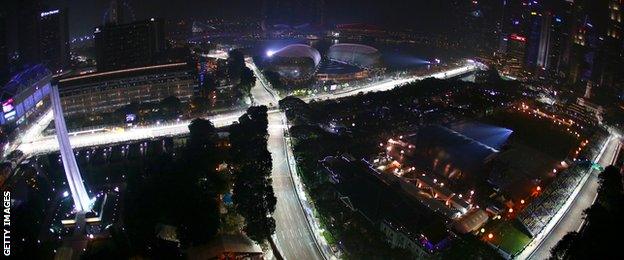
[0,0,623,259]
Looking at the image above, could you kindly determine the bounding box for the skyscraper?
[504,34,528,77]
[450,0,502,55]
[567,0,623,89]
[39,8,70,73]
[547,9,573,79]
[17,0,42,66]
[105,0,125,25]
[94,18,166,71]
[593,0,624,89]
[536,12,553,69]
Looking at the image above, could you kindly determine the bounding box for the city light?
[40,9,60,17]
[6,2,623,258]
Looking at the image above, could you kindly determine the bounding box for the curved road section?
[524,136,621,260]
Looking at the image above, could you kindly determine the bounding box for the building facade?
[0,64,52,126]
[503,34,528,77]
[39,9,70,73]
[57,62,197,116]
[267,44,321,81]
[327,43,381,69]
[17,0,42,66]
[94,18,166,72]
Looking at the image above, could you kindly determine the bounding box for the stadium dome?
[271,44,321,67]
[267,44,321,80]
[328,43,381,68]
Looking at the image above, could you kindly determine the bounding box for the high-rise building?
[593,0,624,89]
[94,18,166,72]
[566,0,623,90]
[522,0,557,72]
[105,0,125,25]
[450,0,502,55]
[39,8,70,73]
[542,1,575,80]
[17,0,42,66]
[536,12,552,69]
[504,34,528,77]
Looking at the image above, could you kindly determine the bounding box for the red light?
[510,34,527,42]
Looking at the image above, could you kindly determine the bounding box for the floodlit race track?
[304,64,478,101]
[15,60,478,260]
[522,136,622,260]
[18,111,245,155]
[18,64,477,155]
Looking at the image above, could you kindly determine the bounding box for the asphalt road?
[303,64,478,102]
[251,75,325,260]
[17,60,475,259]
[17,111,245,155]
[528,137,621,260]
[268,112,324,260]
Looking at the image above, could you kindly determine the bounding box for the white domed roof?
[272,44,321,67]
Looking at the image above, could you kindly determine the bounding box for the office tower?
[39,8,70,73]
[567,0,623,88]
[94,18,166,72]
[505,34,528,76]
[105,0,125,25]
[17,0,42,66]
[536,12,552,69]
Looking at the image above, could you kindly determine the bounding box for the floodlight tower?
[50,85,92,212]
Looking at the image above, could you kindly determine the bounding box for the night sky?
[37,0,454,38]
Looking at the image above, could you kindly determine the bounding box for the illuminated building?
[327,43,381,69]
[567,0,623,89]
[266,44,321,81]
[94,18,166,72]
[57,62,197,116]
[504,34,528,77]
[316,61,369,83]
[0,64,51,126]
[536,12,553,69]
[39,8,70,73]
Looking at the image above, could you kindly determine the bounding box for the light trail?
[304,64,478,101]
[18,111,244,155]
[18,64,476,155]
